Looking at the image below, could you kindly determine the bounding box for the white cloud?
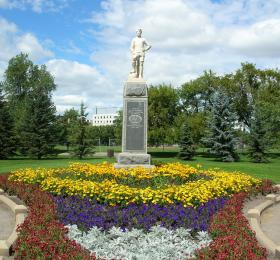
[86,0,280,89]
[46,59,122,114]
[17,33,53,59]
[2,0,280,115]
[90,0,217,53]
[63,41,84,55]
[0,0,69,13]
[0,0,8,7]
[87,0,221,87]
[227,19,280,57]
[0,17,53,62]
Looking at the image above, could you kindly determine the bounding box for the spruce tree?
[0,88,16,159]
[21,86,57,159]
[2,54,57,157]
[204,91,239,162]
[248,108,268,163]
[178,122,195,160]
[70,103,95,159]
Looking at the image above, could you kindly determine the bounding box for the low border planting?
[0,176,94,259]
[67,225,212,259]
[196,192,268,259]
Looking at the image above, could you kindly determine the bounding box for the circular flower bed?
[0,163,273,259]
[9,162,261,206]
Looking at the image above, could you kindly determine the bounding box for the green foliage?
[19,85,57,159]
[204,91,239,162]
[70,103,95,159]
[2,53,57,156]
[113,110,122,145]
[178,122,195,160]
[0,88,16,159]
[88,125,116,146]
[248,108,269,163]
[230,63,262,128]
[256,69,280,147]
[57,108,79,150]
[180,71,218,113]
[3,53,34,100]
[185,112,208,145]
[148,84,179,147]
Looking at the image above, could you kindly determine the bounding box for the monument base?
[114,163,154,169]
[115,152,154,168]
[117,78,153,169]
[117,152,151,165]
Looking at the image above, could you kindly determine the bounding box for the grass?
[151,153,280,183]
[0,148,279,183]
[0,158,115,174]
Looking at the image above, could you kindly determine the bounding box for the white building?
[92,113,118,126]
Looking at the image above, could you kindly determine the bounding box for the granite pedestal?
[115,78,153,168]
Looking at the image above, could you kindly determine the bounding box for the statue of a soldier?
[130,29,151,78]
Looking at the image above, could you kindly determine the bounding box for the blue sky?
[0,0,280,117]
[0,0,102,65]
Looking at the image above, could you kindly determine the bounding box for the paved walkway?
[0,201,14,240]
[261,203,280,245]
[243,196,280,260]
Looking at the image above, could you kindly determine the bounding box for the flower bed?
[9,163,261,207]
[196,192,268,259]
[0,163,274,259]
[54,195,227,232]
[67,225,211,259]
[0,176,94,259]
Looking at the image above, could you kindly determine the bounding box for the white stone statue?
[129,29,151,79]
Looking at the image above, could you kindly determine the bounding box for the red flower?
[0,176,95,259]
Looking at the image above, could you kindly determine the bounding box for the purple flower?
[53,196,227,232]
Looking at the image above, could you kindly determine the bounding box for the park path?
[0,201,14,240]
[243,196,280,260]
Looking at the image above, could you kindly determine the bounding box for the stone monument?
[115,29,152,168]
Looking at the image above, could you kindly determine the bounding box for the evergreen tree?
[70,103,95,159]
[113,110,122,145]
[57,108,80,151]
[204,91,239,162]
[178,122,195,160]
[248,108,269,163]
[2,54,56,155]
[20,86,57,159]
[0,88,16,159]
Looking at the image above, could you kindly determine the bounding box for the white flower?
[66,225,212,260]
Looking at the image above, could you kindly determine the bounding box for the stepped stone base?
[114,153,154,169]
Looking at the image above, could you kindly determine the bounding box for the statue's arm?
[144,39,152,52]
[130,39,135,53]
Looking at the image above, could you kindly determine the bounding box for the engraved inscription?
[128,114,142,124]
[125,101,145,151]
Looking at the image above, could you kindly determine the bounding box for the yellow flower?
[8,162,261,207]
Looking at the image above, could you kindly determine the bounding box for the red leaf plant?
[0,176,95,260]
[195,192,268,260]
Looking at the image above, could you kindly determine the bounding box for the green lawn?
[0,158,115,174]
[0,151,279,183]
[151,153,280,183]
